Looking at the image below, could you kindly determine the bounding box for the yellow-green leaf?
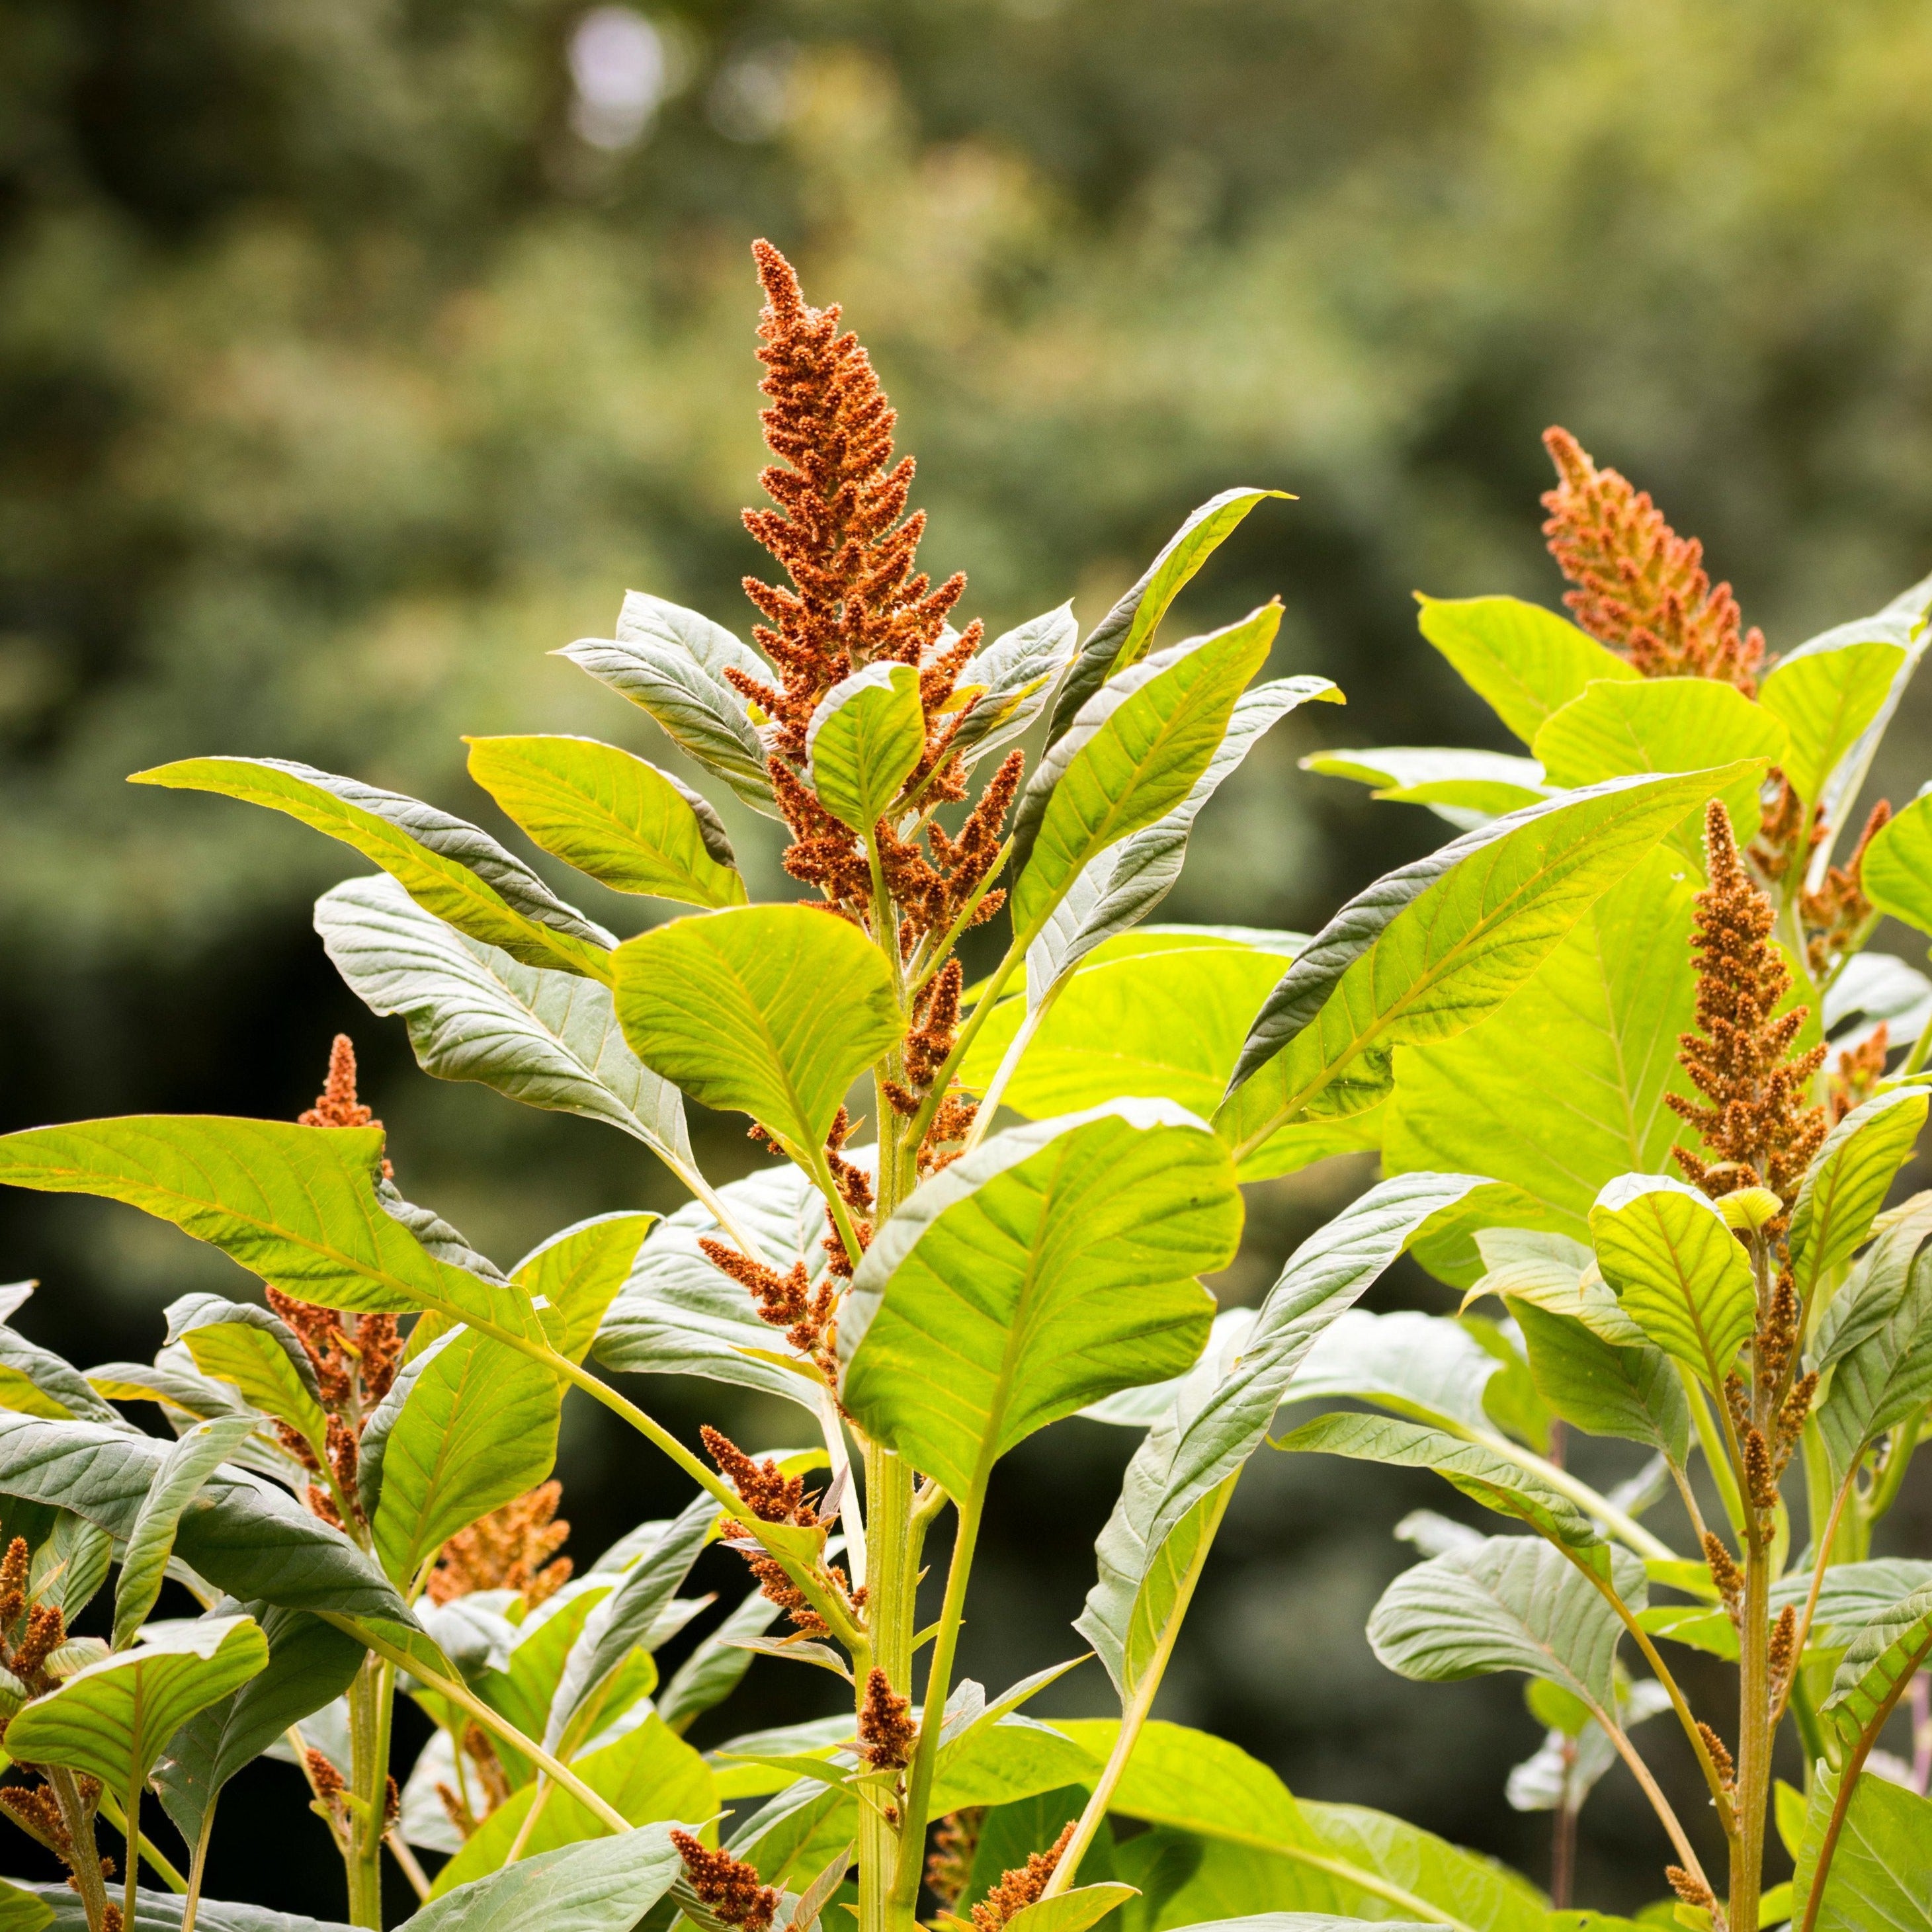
[1416,594,1638,747]
[804,662,926,831]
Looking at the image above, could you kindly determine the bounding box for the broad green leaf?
[949,605,1080,769]
[1416,595,1638,747]
[1300,747,1550,827]
[1003,1887,1140,1932]
[1759,636,1906,814]
[1030,679,1339,991]
[1821,1583,1932,1745]
[545,1493,718,1753]
[514,1214,654,1366]
[841,1103,1238,1497]
[1275,1310,1498,1433]
[612,904,902,1156]
[164,1296,327,1454]
[7,1615,267,1792]
[1532,677,1786,857]
[1152,1914,1433,1932]
[113,1416,259,1648]
[0,1322,127,1430]
[465,734,745,906]
[372,1328,562,1587]
[1012,608,1281,940]
[1298,1806,1547,1932]
[804,662,925,830]
[1383,851,1699,1259]
[413,1818,685,1929]
[1812,1192,1932,1370]
[1819,1257,1932,1484]
[655,1587,780,1734]
[0,1116,542,1334]
[1369,1535,1639,1710]
[7,1888,349,1931]
[28,1511,112,1626]
[1792,1767,1932,1932]
[560,590,777,816]
[130,757,614,982]
[152,1603,365,1847]
[1587,1175,1755,1388]
[85,1360,247,1427]
[1046,488,1288,745]
[1509,1302,1689,1465]
[1826,950,1932,1059]
[0,1884,48,1932]
[317,875,694,1170]
[1790,1085,1929,1302]
[1864,785,1932,939]
[1218,767,1758,1157]
[1466,1230,1644,1346]
[1273,1412,1601,1550]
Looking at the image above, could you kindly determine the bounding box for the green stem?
[121,1779,138,1932]
[182,1807,216,1932]
[1682,1366,1749,1535]
[1903,987,1932,1077]
[93,1788,188,1892]
[345,1652,392,1927]
[859,1443,915,1932]
[959,975,1067,1159]
[1775,1470,1857,1726]
[385,1833,432,1905]
[909,838,1014,996]
[1863,1411,1921,1525]
[905,935,1029,1150]
[1731,1540,1771,1932]
[47,1767,110,1932]
[1439,1422,1677,1562]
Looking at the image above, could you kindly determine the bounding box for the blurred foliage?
[4,0,1932,1913]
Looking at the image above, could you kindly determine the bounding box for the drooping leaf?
[85,1360,247,1428]
[0,1309,127,1429]
[1820,1583,1932,1745]
[130,758,614,981]
[513,1214,655,1367]
[1825,950,1932,1058]
[0,1116,542,1334]
[612,905,902,1156]
[1531,677,1786,857]
[1001,1887,1140,1932]
[1273,1309,1499,1433]
[151,1601,366,1847]
[1300,747,1550,827]
[1818,1256,1932,1484]
[317,875,694,1173]
[1218,767,1758,1157]
[1812,1193,1932,1370]
[1791,1766,1932,1932]
[560,591,777,816]
[841,1103,1238,1498]
[1863,785,1932,941]
[7,1615,268,1793]
[27,1512,113,1626]
[113,1416,260,1648]
[1508,1301,1690,1465]
[1587,1175,1756,1390]
[1272,1412,1601,1550]
[1759,634,1907,816]
[464,734,745,906]
[163,1296,327,1454]
[372,1328,562,1587]
[1368,1535,1640,1710]
[948,605,1080,769]
[1011,608,1281,940]
[545,1493,719,1754]
[655,1587,781,1735]
[804,662,926,831]
[1382,851,1699,1261]
[409,1818,686,1931]
[1790,1085,1929,1302]
[1415,594,1638,747]
[1045,488,1287,745]
[9,1885,349,1932]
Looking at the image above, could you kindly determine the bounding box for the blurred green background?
[6,0,1932,1915]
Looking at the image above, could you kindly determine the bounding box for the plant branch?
[1774,1468,1858,1726]
[1441,1422,1678,1563]
[905,935,1029,1150]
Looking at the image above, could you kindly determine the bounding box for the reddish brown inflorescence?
[673,1831,780,1932]
[970,1822,1078,1932]
[427,1479,573,1608]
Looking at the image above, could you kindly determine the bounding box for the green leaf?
[1218,767,1759,1156]
[1300,746,1550,826]
[113,1416,259,1648]
[1012,608,1281,940]
[804,662,927,830]
[1813,1193,1932,1370]
[1272,1412,1601,1550]
[545,1493,719,1754]
[151,1603,365,1848]
[6,1888,351,1932]
[1467,1230,1644,1345]
[1822,1583,1932,1745]
[372,1327,562,1587]
[0,1320,128,1430]
[655,1588,780,1734]
[1031,679,1339,989]
[7,1615,267,1793]
[1416,594,1638,748]
[164,1296,327,1454]
[464,734,745,907]
[1509,1301,1690,1465]
[1587,1175,1756,1389]
[1820,1257,1932,1484]
[612,904,902,1156]
[1046,488,1288,745]
[948,605,1080,769]
[0,1882,49,1932]
[317,875,694,1170]
[1532,677,1786,857]
[1368,1535,1638,1710]
[28,1512,112,1626]
[1275,1309,1499,1433]
[1759,635,1906,814]
[0,1116,542,1334]
[412,1818,686,1930]
[1791,1085,1929,1302]
[1863,786,1932,940]
[513,1214,654,1367]
[841,1103,1237,1497]
[1383,851,1699,1257]
[1002,1887,1140,1932]
[1792,1767,1932,1932]
[560,591,777,816]
[130,757,614,982]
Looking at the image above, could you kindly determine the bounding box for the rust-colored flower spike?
[672,1831,780,1932]
[971,1821,1078,1932]
[926,1808,986,1908]
[1542,427,1764,693]
[857,1665,915,1769]
[1801,798,1891,978]
[427,1480,573,1607]
[1667,800,1827,1206]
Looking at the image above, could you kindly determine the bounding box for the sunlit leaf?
[1301,745,1550,827]
[1791,1764,1932,1932]
[1415,594,1638,748]
[1818,1257,1932,1484]
[1863,784,1932,941]
[1790,1085,1929,1302]
[413,1818,687,1929]
[948,605,1080,769]
[804,662,926,831]
[513,1214,655,1367]
[164,1296,327,1455]
[1759,634,1906,815]
[1508,1301,1689,1465]
[113,1416,259,1648]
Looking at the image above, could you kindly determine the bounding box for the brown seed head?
[857,1666,915,1770]
[1696,1722,1736,1792]
[926,1808,986,1909]
[427,1481,573,1607]
[673,1828,779,1932]
[972,1822,1078,1932]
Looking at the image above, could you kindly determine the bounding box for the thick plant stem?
[859,1443,917,1932]
[1730,1542,1771,1932]
[48,1767,110,1932]
[121,1783,139,1932]
[346,1652,394,1928]
[182,1808,217,1932]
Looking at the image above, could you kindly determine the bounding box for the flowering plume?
[427,1480,573,1607]
[1541,427,1764,693]
[1667,801,1826,1206]
[672,1831,779,1932]
[971,1822,1077,1932]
